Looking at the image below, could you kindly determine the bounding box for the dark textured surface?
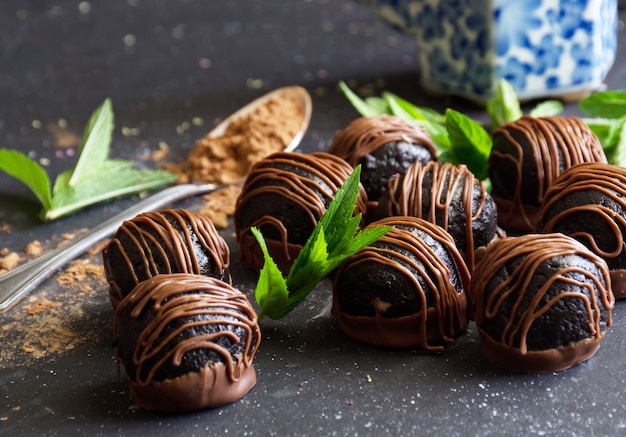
[1,1,626,436]
[359,140,435,202]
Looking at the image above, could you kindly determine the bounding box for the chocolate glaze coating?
[470,233,614,373]
[374,161,498,270]
[234,151,367,274]
[536,162,626,298]
[114,273,261,412]
[328,115,436,203]
[103,209,231,309]
[332,216,470,351]
[489,115,606,233]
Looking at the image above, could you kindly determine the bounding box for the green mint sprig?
[338,80,490,181]
[0,99,177,221]
[578,89,626,167]
[339,79,626,181]
[252,165,392,320]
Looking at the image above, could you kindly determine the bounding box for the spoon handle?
[0,183,218,313]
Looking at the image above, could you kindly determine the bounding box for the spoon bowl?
[208,85,311,150]
[0,86,312,313]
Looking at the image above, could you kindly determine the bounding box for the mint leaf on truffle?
[579,90,626,119]
[486,79,523,128]
[445,109,491,181]
[529,99,564,118]
[0,99,177,221]
[251,227,290,320]
[252,165,392,320]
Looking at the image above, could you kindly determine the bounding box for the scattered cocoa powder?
[47,121,80,148]
[0,242,108,366]
[151,142,171,161]
[186,89,306,184]
[25,297,63,315]
[57,259,105,292]
[198,185,242,228]
[0,251,20,272]
[0,89,308,367]
[24,240,43,256]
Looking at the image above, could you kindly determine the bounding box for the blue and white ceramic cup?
[374,0,618,103]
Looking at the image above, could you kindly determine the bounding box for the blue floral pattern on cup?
[373,0,617,103]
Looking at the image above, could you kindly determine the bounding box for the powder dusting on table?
[0,238,109,367]
[198,185,242,228]
[185,89,305,184]
[0,251,21,272]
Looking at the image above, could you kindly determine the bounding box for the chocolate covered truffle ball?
[103,209,230,309]
[489,115,606,233]
[234,151,367,274]
[328,114,436,204]
[374,161,498,270]
[332,216,470,351]
[470,233,614,373]
[536,162,626,298]
[114,273,261,412]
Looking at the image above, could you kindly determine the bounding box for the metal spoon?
[0,86,312,313]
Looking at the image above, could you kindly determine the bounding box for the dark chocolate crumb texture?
[489,115,606,233]
[114,273,261,412]
[328,114,436,203]
[470,233,614,373]
[537,162,626,298]
[103,209,231,309]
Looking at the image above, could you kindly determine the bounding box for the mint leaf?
[252,227,289,320]
[0,149,52,210]
[46,160,177,221]
[486,79,523,129]
[0,99,177,221]
[445,109,492,180]
[584,117,615,146]
[381,91,445,124]
[338,81,383,117]
[606,119,626,167]
[339,79,626,184]
[67,98,114,187]
[382,92,451,152]
[252,165,393,320]
[529,100,563,118]
[579,90,626,118]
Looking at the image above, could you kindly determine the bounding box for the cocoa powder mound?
[186,91,305,184]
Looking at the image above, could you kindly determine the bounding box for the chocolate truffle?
[470,233,614,373]
[374,161,498,270]
[328,114,436,204]
[114,273,261,412]
[332,216,470,351]
[234,151,367,274]
[103,209,230,309]
[489,115,606,233]
[536,162,626,298]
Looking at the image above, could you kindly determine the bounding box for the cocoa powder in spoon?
[184,90,306,184]
[173,90,307,227]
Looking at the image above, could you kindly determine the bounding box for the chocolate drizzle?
[536,162,626,298]
[489,115,606,232]
[375,161,497,270]
[114,273,261,412]
[332,216,470,351]
[328,114,436,202]
[235,151,367,273]
[470,233,614,372]
[103,209,230,308]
